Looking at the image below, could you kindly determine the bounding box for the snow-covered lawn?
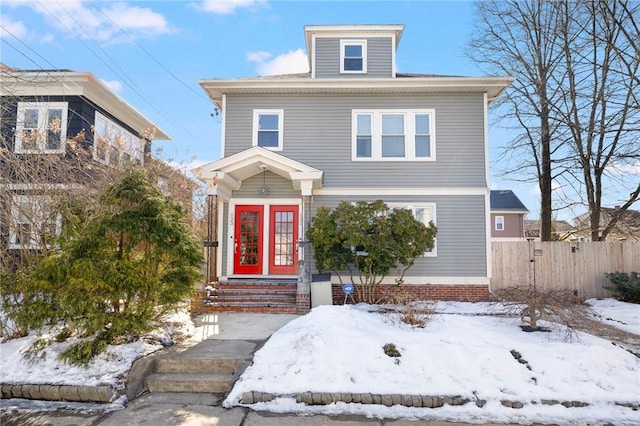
[224,301,640,425]
[1,299,639,425]
[587,298,640,335]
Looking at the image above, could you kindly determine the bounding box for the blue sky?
[1,0,545,217]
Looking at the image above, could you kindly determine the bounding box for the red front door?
[269,205,298,275]
[234,205,263,274]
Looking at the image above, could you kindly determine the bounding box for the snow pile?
[225,302,640,425]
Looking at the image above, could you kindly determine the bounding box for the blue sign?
[342,283,354,295]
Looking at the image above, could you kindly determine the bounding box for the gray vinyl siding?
[315,37,393,79]
[308,195,488,278]
[233,171,299,199]
[224,93,487,188]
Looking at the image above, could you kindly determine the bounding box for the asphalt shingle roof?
[490,190,529,211]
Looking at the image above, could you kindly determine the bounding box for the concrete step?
[155,358,238,374]
[146,372,235,393]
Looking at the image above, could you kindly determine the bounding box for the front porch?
[193,147,323,314]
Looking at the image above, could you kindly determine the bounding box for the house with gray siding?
[194,24,513,313]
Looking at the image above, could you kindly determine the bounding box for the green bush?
[606,272,640,303]
[4,168,203,365]
[308,200,437,303]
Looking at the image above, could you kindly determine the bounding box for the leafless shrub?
[494,286,590,341]
[380,288,435,328]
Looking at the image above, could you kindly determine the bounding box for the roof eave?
[199,76,515,109]
[1,71,171,141]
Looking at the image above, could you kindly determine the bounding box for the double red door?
[234,205,298,275]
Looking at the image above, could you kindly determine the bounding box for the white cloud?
[197,0,267,15]
[0,15,28,40]
[249,48,309,76]
[102,2,170,36]
[246,51,272,63]
[16,0,171,43]
[101,79,123,93]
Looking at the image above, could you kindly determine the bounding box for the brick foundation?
[296,293,311,314]
[331,284,494,304]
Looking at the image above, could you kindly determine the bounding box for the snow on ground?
[587,298,640,335]
[224,302,640,425]
[1,299,639,425]
[0,307,193,390]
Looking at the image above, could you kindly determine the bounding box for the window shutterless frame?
[352,109,435,161]
[252,109,284,151]
[15,102,68,153]
[340,40,367,74]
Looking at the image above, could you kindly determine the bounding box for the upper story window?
[388,203,437,257]
[352,109,435,161]
[340,40,367,73]
[93,112,144,167]
[495,216,505,231]
[9,195,61,250]
[15,102,68,153]
[253,109,283,151]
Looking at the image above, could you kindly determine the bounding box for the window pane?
[415,114,430,134]
[23,109,39,128]
[382,136,405,157]
[357,136,372,157]
[415,135,430,157]
[258,131,279,147]
[382,115,404,134]
[344,58,363,71]
[46,109,63,150]
[258,114,279,130]
[357,114,371,134]
[344,45,362,57]
[109,147,120,166]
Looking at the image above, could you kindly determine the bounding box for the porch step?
[203,279,298,313]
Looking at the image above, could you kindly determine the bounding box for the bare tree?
[468,0,640,241]
[468,0,567,241]
[551,0,639,241]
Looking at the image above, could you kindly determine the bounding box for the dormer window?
[340,40,367,73]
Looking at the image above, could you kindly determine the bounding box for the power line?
[87,0,209,103]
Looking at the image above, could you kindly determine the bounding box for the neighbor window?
[388,203,437,257]
[352,109,435,161]
[253,109,284,150]
[495,216,505,231]
[93,112,144,167]
[15,102,68,153]
[340,40,367,73]
[9,195,61,249]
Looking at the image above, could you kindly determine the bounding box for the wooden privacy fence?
[491,241,640,299]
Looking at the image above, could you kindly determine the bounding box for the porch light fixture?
[258,164,270,197]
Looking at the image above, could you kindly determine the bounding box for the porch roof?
[193,147,324,199]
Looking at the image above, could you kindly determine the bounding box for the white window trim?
[387,202,437,257]
[252,109,284,151]
[340,39,367,74]
[9,195,61,249]
[15,102,68,154]
[93,112,144,166]
[352,109,436,161]
[495,215,505,231]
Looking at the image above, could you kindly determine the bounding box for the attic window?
[340,40,367,73]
